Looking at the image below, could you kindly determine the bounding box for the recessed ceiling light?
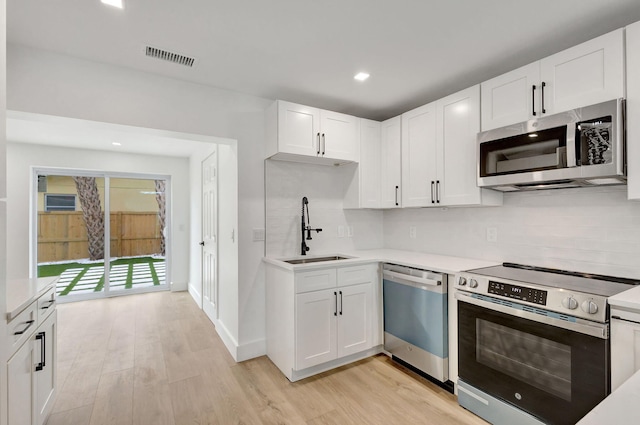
[112,142,122,146]
[101,0,124,9]
[354,72,370,81]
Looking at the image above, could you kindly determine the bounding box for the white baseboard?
[214,318,239,361]
[188,283,202,308]
[237,338,266,362]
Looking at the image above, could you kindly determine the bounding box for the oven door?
[457,294,609,425]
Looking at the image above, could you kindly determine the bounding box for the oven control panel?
[487,281,547,305]
[454,273,609,322]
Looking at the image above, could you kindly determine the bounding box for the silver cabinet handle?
[321,133,326,156]
[436,180,440,204]
[431,181,435,204]
[316,133,321,155]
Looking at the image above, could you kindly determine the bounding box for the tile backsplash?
[384,185,640,279]
[265,160,383,257]
[266,160,640,279]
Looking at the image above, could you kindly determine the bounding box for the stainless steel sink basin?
[283,256,350,265]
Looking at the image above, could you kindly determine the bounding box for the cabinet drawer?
[6,302,38,357]
[337,265,375,286]
[37,287,56,325]
[295,269,337,293]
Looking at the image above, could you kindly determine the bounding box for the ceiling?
[7,0,640,121]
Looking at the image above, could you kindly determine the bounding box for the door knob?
[199,241,205,246]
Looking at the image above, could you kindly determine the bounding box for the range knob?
[561,297,578,310]
[581,299,599,315]
[469,279,478,288]
[458,277,467,286]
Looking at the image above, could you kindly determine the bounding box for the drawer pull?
[41,299,55,310]
[14,320,35,335]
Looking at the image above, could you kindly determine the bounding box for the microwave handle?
[566,125,577,167]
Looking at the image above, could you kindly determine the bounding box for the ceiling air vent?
[145,46,195,67]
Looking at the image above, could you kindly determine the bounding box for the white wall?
[0,1,8,423]
[384,186,640,278]
[266,160,384,257]
[5,143,191,286]
[7,45,272,359]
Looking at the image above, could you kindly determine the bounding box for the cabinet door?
[437,85,482,206]
[628,21,640,201]
[320,110,359,162]
[8,339,36,425]
[277,100,321,157]
[480,62,540,131]
[295,290,337,370]
[610,317,640,391]
[35,312,57,425]
[337,283,372,358]
[359,119,381,208]
[401,102,437,207]
[380,116,402,208]
[540,28,624,115]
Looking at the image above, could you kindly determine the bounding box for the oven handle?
[455,291,608,339]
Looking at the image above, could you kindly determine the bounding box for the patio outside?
[37,175,167,298]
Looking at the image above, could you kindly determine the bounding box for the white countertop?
[608,284,640,310]
[6,276,58,322]
[577,369,640,424]
[263,249,500,275]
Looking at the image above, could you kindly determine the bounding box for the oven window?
[476,319,571,401]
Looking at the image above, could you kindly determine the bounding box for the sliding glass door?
[35,170,170,302]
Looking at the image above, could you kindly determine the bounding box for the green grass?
[39,256,165,296]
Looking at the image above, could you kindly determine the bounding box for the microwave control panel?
[488,281,548,305]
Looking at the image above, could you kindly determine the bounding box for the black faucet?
[301,196,322,255]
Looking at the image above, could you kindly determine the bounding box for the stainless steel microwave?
[477,99,625,191]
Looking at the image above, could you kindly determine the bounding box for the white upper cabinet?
[266,100,359,165]
[320,110,359,162]
[358,119,382,208]
[627,20,640,201]
[481,28,624,131]
[402,86,502,208]
[481,62,540,131]
[380,116,402,208]
[401,102,438,207]
[541,28,624,115]
[436,86,483,206]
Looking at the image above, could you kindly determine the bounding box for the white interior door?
[201,150,218,321]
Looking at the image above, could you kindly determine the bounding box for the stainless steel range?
[454,263,636,425]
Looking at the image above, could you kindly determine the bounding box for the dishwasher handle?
[383,270,442,287]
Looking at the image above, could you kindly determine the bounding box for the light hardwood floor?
[49,291,488,425]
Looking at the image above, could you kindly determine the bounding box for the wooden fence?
[37,211,162,263]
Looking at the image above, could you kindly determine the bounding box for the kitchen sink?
[283,256,350,265]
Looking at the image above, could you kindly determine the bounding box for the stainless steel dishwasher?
[383,263,448,384]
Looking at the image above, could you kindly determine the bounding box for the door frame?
[32,167,172,302]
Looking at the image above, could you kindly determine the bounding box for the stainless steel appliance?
[477,99,625,191]
[455,263,635,425]
[383,264,449,384]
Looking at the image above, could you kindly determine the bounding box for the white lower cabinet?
[5,289,57,425]
[267,262,379,381]
[611,308,640,391]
